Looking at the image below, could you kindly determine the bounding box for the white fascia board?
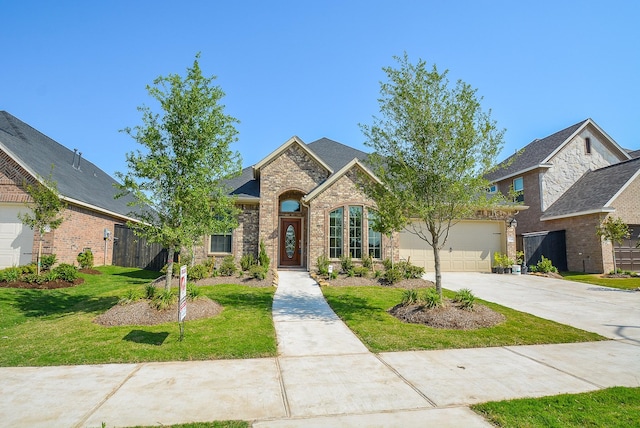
[490,163,553,184]
[541,207,615,221]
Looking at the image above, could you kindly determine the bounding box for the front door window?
[285,224,296,259]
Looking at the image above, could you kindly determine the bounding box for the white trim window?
[513,177,524,203]
[210,232,232,254]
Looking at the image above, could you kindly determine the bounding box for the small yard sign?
[178,265,187,340]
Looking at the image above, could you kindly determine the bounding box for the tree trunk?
[165,246,175,292]
[37,238,43,276]
[432,241,442,300]
[612,246,617,273]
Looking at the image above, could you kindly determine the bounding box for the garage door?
[399,220,504,272]
[0,204,35,268]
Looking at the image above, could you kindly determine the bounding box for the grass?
[321,286,605,352]
[0,266,276,366]
[472,386,640,427]
[561,272,640,290]
[127,422,248,428]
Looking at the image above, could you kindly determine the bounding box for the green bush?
[203,257,216,277]
[317,254,330,275]
[21,263,37,275]
[423,287,442,308]
[353,266,369,277]
[384,267,403,284]
[187,263,208,281]
[0,267,21,282]
[240,253,256,271]
[258,240,270,268]
[144,283,157,300]
[52,263,78,282]
[218,255,237,276]
[42,270,58,282]
[187,282,201,300]
[76,249,94,269]
[401,289,419,305]
[453,288,476,309]
[23,273,46,285]
[382,258,394,271]
[249,264,267,280]
[340,254,354,272]
[119,288,140,305]
[535,256,558,273]
[329,270,338,280]
[40,254,57,271]
[152,289,176,310]
[361,253,373,269]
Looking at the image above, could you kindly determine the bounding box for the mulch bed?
[313,273,434,289]
[151,270,277,288]
[0,278,84,289]
[389,300,506,330]
[94,297,223,326]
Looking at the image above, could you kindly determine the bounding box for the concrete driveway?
[425,272,640,343]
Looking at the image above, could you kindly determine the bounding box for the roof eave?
[252,136,334,179]
[541,207,615,221]
[490,163,552,183]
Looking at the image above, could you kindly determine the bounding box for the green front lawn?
[0,266,276,366]
[321,286,605,352]
[472,386,640,427]
[561,272,640,290]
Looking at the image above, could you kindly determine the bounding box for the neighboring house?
[0,111,140,268]
[486,118,640,273]
[192,135,520,273]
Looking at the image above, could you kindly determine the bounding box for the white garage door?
[399,220,504,272]
[0,204,35,268]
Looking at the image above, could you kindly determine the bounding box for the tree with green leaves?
[596,216,630,273]
[360,53,506,301]
[117,54,241,291]
[18,168,66,274]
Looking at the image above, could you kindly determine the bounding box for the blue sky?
[2,1,639,178]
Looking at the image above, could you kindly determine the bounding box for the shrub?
[384,267,403,284]
[317,254,330,275]
[218,255,237,276]
[144,283,157,300]
[23,273,45,285]
[353,266,369,277]
[423,287,442,308]
[152,289,176,310]
[340,254,354,272]
[401,289,419,305]
[454,288,476,309]
[21,264,37,275]
[52,263,78,282]
[249,264,267,280]
[382,258,393,271]
[374,269,383,278]
[77,249,94,269]
[160,263,180,278]
[119,288,140,305]
[187,282,201,300]
[258,240,270,268]
[395,260,425,279]
[187,263,208,281]
[240,253,256,271]
[0,267,22,282]
[40,254,57,271]
[361,253,373,269]
[535,256,558,273]
[203,257,216,277]
[329,270,338,280]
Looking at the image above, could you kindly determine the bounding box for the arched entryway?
[278,191,306,268]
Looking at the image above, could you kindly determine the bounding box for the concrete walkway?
[0,271,639,427]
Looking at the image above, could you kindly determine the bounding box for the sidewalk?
[0,271,639,427]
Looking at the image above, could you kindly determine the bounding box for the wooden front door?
[280,218,301,266]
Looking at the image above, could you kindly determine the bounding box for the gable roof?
[0,111,139,221]
[541,157,640,220]
[252,136,333,179]
[486,119,631,182]
[628,149,640,159]
[302,158,379,203]
[226,137,370,200]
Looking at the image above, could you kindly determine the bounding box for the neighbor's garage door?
[0,204,35,268]
[399,220,504,272]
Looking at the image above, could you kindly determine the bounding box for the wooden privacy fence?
[112,224,167,271]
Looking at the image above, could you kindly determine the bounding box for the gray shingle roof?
[486,120,588,182]
[628,149,640,159]
[0,111,139,219]
[541,157,640,219]
[226,137,370,199]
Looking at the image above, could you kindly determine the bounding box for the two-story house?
[486,119,640,273]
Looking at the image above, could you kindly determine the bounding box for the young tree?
[18,168,65,274]
[596,216,630,273]
[360,53,506,300]
[117,54,241,291]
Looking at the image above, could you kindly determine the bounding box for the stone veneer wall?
[259,145,328,268]
[542,129,622,211]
